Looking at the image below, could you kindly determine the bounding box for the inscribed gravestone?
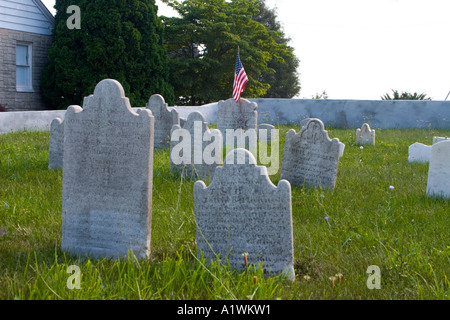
[170,111,222,180]
[194,148,295,280]
[408,142,431,163]
[48,117,64,170]
[217,98,257,149]
[61,79,154,259]
[356,123,375,145]
[146,94,179,149]
[281,118,341,189]
[426,140,450,198]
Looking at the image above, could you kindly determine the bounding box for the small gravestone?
[61,79,154,259]
[257,123,275,143]
[408,142,431,163]
[426,140,450,198]
[433,136,450,144]
[170,111,222,180]
[48,117,64,170]
[146,94,179,149]
[356,123,375,145]
[281,118,341,189]
[217,98,257,150]
[194,148,295,280]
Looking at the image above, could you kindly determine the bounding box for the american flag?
[233,51,248,102]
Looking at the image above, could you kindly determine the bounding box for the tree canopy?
[41,0,174,110]
[162,0,300,105]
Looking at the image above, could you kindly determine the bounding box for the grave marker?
[61,79,154,259]
[408,142,431,163]
[48,117,64,170]
[426,140,450,198]
[194,148,295,280]
[356,123,375,145]
[281,118,341,189]
[170,111,222,180]
[146,94,179,149]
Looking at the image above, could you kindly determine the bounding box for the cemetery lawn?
[0,127,449,300]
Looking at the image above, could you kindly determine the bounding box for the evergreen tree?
[41,0,174,110]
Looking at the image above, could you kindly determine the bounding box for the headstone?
[356,123,375,145]
[170,111,222,180]
[194,148,295,280]
[48,117,64,170]
[61,79,154,259]
[433,136,450,145]
[408,142,431,163]
[146,94,179,149]
[257,123,275,143]
[338,142,345,158]
[426,140,450,198]
[281,118,341,189]
[217,98,257,149]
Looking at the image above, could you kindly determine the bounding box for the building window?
[16,43,33,92]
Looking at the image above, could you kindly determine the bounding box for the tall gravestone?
[281,118,341,189]
[356,123,375,145]
[426,140,450,198]
[217,98,257,150]
[170,111,222,180]
[146,94,179,149]
[48,117,64,170]
[61,79,154,259]
[194,148,295,280]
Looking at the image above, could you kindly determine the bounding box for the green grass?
[0,127,449,300]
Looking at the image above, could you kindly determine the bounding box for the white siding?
[0,0,54,35]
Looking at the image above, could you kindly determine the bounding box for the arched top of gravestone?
[218,98,257,113]
[297,118,339,145]
[184,111,207,129]
[146,94,178,118]
[195,148,290,202]
[359,123,373,133]
[81,79,134,114]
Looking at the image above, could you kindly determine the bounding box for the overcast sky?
[42,0,450,100]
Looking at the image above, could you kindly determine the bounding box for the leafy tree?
[41,0,174,110]
[162,0,295,105]
[253,0,300,98]
[381,90,432,100]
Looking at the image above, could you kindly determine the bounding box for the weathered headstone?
[281,118,341,189]
[408,142,431,163]
[48,117,64,170]
[194,148,295,280]
[61,79,154,259]
[217,98,257,149]
[146,94,179,149]
[356,123,375,145]
[170,111,222,180]
[426,140,450,198]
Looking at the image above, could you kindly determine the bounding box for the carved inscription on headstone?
[281,118,341,189]
[194,148,295,280]
[146,94,179,149]
[61,79,154,259]
[48,117,64,170]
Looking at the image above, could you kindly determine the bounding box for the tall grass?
[0,127,449,300]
